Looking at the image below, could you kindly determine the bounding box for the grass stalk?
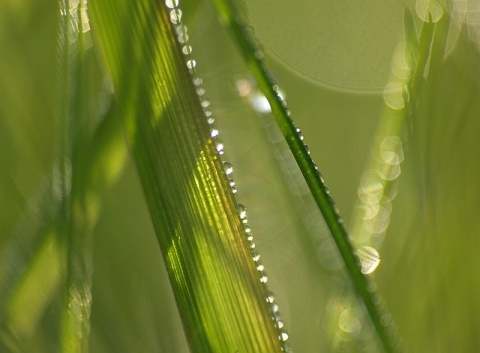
[89,0,285,351]
[208,0,411,351]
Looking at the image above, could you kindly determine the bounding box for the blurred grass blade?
[89,1,285,352]
[351,8,437,253]
[0,2,127,351]
[209,0,404,352]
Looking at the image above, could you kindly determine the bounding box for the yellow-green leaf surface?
[90,1,283,352]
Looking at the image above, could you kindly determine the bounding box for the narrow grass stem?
[210,1,402,352]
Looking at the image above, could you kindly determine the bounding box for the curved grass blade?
[89,1,285,352]
[209,0,405,352]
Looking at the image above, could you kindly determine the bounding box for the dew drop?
[228,178,235,187]
[169,9,182,24]
[266,294,275,303]
[186,59,196,69]
[196,87,206,96]
[244,225,251,234]
[383,81,405,110]
[178,34,189,44]
[338,309,362,334]
[280,332,289,341]
[249,91,271,113]
[415,0,444,23]
[260,275,268,283]
[193,77,203,86]
[277,320,284,329]
[380,136,404,165]
[296,128,304,140]
[201,100,210,108]
[271,303,279,313]
[223,162,233,175]
[257,264,264,271]
[182,45,192,55]
[250,242,256,249]
[357,246,381,274]
[210,128,219,138]
[165,0,179,9]
[252,252,261,262]
[238,204,247,220]
[215,141,224,154]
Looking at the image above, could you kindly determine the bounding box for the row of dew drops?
[164,0,291,350]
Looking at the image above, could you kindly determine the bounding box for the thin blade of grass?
[89,1,285,352]
[208,0,407,352]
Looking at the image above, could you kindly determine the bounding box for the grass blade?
[89,1,285,352]
[208,0,407,351]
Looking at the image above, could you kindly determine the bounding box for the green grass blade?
[89,1,285,352]
[209,0,403,352]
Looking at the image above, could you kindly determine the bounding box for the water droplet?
[178,34,189,44]
[357,246,381,274]
[364,207,390,234]
[250,242,256,249]
[215,141,224,154]
[280,332,289,341]
[304,144,310,155]
[238,204,247,220]
[266,294,275,303]
[383,81,405,110]
[249,91,271,114]
[277,320,284,329]
[260,275,268,283]
[223,162,233,175]
[196,87,206,96]
[182,45,192,55]
[193,77,203,86]
[358,169,384,205]
[201,100,210,108]
[380,136,404,165]
[378,162,401,181]
[186,59,196,69]
[296,128,304,140]
[271,303,279,313]
[244,225,251,234]
[231,186,238,194]
[257,264,264,271]
[415,0,444,23]
[165,0,179,9]
[211,128,219,138]
[252,252,261,262]
[170,8,182,24]
[338,309,362,334]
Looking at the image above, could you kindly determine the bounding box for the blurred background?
[1,0,479,352]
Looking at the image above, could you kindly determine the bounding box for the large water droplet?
[357,246,380,274]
